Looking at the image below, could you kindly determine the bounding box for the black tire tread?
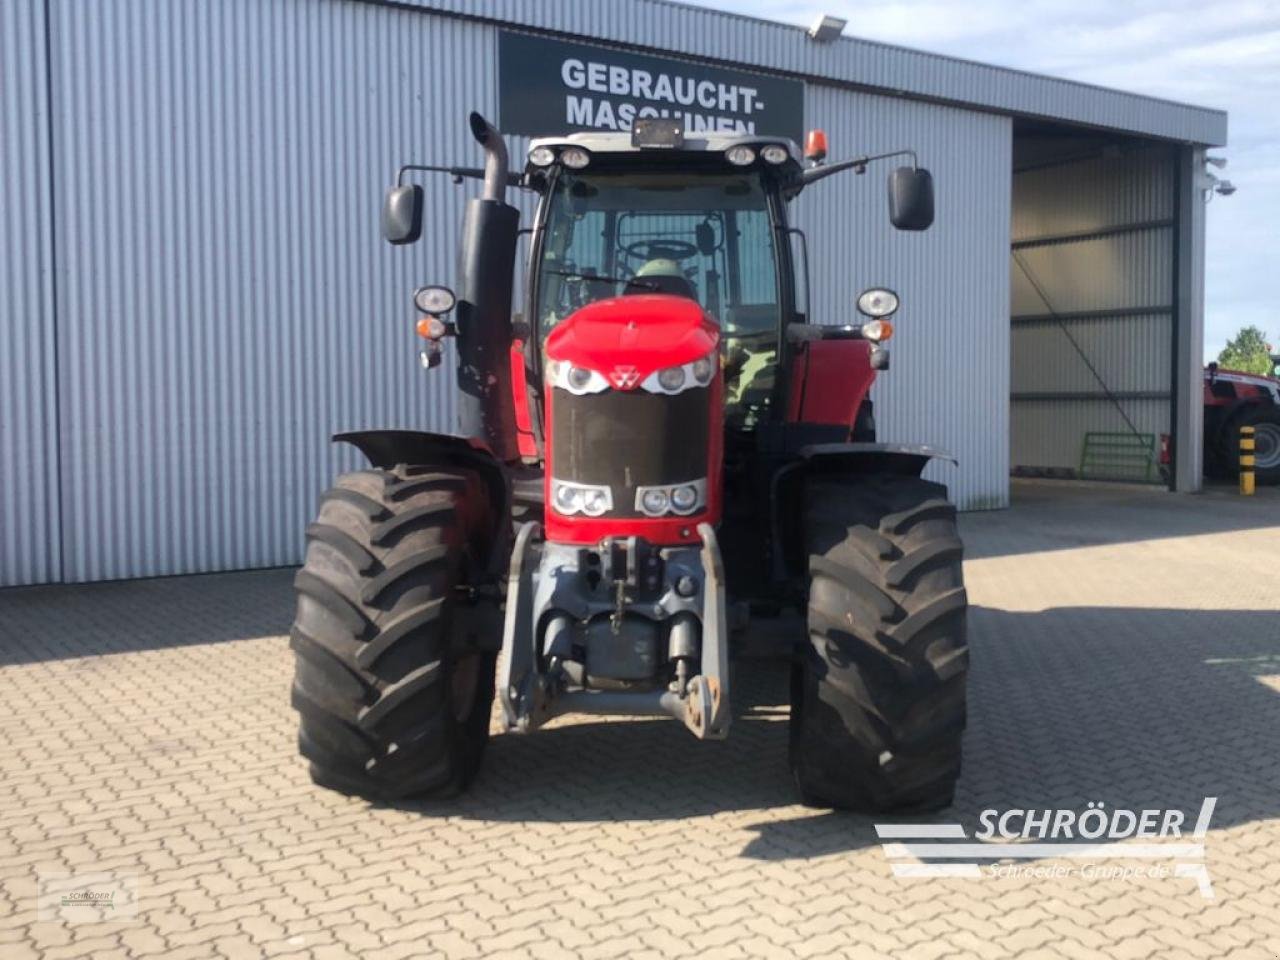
[791,473,969,813]
[290,466,496,801]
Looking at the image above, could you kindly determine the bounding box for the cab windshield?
[535,170,783,423]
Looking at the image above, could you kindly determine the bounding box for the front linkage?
[500,522,730,739]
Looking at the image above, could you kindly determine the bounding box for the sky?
[682,0,1279,360]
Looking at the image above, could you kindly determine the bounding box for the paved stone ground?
[1,480,1279,959]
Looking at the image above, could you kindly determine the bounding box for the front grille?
[550,385,710,518]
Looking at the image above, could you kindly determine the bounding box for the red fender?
[787,339,877,432]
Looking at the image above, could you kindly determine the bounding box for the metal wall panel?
[796,84,1012,510]
[48,0,498,581]
[1174,146,1206,492]
[373,0,1226,146]
[17,0,1206,583]
[0,0,60,586]
[1010,146,1175,474]
[1010,315,1172,396]
[1011,399,1169,478]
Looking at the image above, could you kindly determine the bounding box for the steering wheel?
[623,240,700,265]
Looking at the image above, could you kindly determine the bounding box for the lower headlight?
[640,489,669,516]
[554,484,580,513]
[725,146,756,166]
[670,484,699,513]
[581,488,609,517]
[635,479,707,517]
[551,480,613,517]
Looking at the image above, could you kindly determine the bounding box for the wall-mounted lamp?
[1203,158,1233,202]
[808,14,847,42]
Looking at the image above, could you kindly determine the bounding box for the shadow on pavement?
[961,479,1280,561]
[0,567,295,665]
[404,605,1280,865]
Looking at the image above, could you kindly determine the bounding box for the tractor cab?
[524,129,806,432]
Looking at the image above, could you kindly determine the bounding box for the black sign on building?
[498,32,805,144]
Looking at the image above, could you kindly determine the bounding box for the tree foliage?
[1217,326,1274,376]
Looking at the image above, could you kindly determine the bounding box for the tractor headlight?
[554,483,580,513]
[657,366,686,391]
[567,365,593,390]
[548,359,609,394]
[413,285,456,316]
[761,144,789,165]
[670,484,699,513]
[640,488,669,516]
[856,287,899,318]
[551,480,612,517]
[691,354,715,385]
[725,146,756,166]
[529,145,556,167]
[641,350,717,394]
[636,479,707,517]
[560,147,591,169]
[580,488,610,517]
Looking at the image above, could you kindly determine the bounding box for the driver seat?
[623,257,698,300]
[624,274,697,299]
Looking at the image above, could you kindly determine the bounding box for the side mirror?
[382,184,424,244]
[695,221,716,256]
[888,167,934,231]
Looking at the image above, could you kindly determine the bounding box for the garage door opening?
[1010,120,1180,489]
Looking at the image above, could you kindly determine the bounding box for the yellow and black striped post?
[1240,425,1256,496]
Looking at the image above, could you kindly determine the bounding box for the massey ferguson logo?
[609,365,641,389]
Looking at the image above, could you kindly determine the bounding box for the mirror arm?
[395,163,524,188]
[801,149,918,186]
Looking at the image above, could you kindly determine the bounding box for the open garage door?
[1010,127,1177,486]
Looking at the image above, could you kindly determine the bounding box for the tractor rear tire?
[1241,406,1280,485]
[290,466,497,801]
[790,474,968,812]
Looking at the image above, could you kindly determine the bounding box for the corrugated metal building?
[0,0,1227,586]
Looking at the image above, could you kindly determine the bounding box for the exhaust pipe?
[454,112,520,462]
[469,111,509,203]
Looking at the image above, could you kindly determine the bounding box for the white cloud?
[682,0,1280,358]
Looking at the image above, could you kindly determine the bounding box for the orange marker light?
[416,316,446,340]
[804,129,828,163]
[862,319,894,343]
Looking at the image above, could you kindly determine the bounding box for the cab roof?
[526,132,802,170]
[524,132,806,196]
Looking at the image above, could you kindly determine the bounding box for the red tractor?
[1204,361,1280,485]
[289,114,967,812]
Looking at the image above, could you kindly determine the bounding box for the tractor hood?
[544,295,719,389]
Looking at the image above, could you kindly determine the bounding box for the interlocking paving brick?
[1,480,1279,959]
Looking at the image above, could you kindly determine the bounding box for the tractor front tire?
[290,467,497,801]
[790,474,968,812]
